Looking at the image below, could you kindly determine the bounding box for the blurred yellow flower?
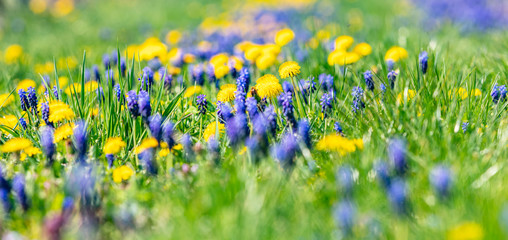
[275,28,295,47]
[20,146,42,161]
[328,51,360,66]
[183,53,196,64]
[54,76,69,88]
[256,53,277,70]
[307,37,319,49]
[217,84,237,102]
[396,89,417,104]
[17,79,37,92]
[471,88,482,96]
[255,74,283,99]
[52,0,74,17]
[113,165,134,183]
[184,86,202,98]
[229,56,244,71]
[448,88,468,100]
[166,30,182,45]
[34,62,54,75]
[54,123,74,143]
[0,94,15,108]
[103,137,126,155]
[0,115,18,133]
[57,57,78,70]
[203,122,225,140]
[261,44,281,56]
[48,101,75,123]
[447,222,484,240]
[385,46,408,62]
[0,138,32,153]
[244,45,262,62]
[210,53,229,67]
[279,61,301,79]
[335,35,354,50]
[316,29,331,41]
[135,138,159,154]
[4,45,23,64]
[353,43,372,56]
[316,135,363,156]
[138,37,168,61]
[29,0,47,14]
[214,65,230,79]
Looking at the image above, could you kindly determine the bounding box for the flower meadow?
[0,0,508,239]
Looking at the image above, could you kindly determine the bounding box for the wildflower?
[274,28,295,47]
[419,51,428,74]
[73,120,88,164]
[20,146,42,161]
[236,68,250,93]
[17,79,36,92]
[335,35,354,50]
[333,201,356,235]
[54,123,73,143]
[273,133,299,169]
[299,78,317,100]
[148,113,163,141]
[235,90,247,114]
[134,138,159,154]
[374,161,391,189]
[207,137,220,165]
[162,121,176,149]
[388,178,409,214]
[140,67,154,90]
[351,86,365,113]
[217,101,233,123]
[203,122,225,141]
[447,222,484,240]
[139,149,158,175]
[114,84,122,102]
[0,137,32,153]
[214,65,230,79]
[380,83,386,95]
[491,84,507,104]
[184,86,202,98]
[162,69,174,89]
[92,65,101,82]
[337,165,354,197]
[103,137,127,155]
[119,58,127,77]
[137,90,151,122]
[12,174,29,211]
[105,69,115,87]
[255,75,283,99]
[430,165,453,199]
[320,93,332,118]
[217,84,237,102]
[226,113,249,146]
[319,73,334,92]
[386,59,395,72]
[0,169,12,213]
[256,53,277,70]
[353,42,372,56]
[279,92,296,128]
[462,122,469,133]
[334,122,343,134]
[328,51,361,66]
[4,44,23,64]
[388,138,408,176]
[246,97,258,119]
[19,117,27,130]
[40,126,55,164]
[182,133,194,162]
[384,46,408,62]
[52,86,59,100]
[297,119,312,149]
[48,101,75,123]
[396,89,417,104]
[364,70,374,91]
[196,94,208,115]
[282,81,294,93]
[112,166,134,183]
[387,70,398,89]
[18,89,29,111]
[278,61,301,79]
[0,93,15,108]
[316,135,363,155]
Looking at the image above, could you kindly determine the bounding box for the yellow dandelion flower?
[239,146,248,155]
[4,44,23,64]
[353,43,372,56]
[54,76,69,88]
[217,84,237,102]
[0,94,15,108]
[327,49,345,66]
[64,83,81,95]
[235,41,254,53]
[125,44,139,59]
[84,81,99,92]
[256,53,277,70]
[448,88,468,100]
[255,78,283,99]
[168,66,181,75]
[396,89,417,104]
[229,56,244,71]
[138,37,168,61]
[29,0,47,14]
[275,28,295,47]
[334,35,354,50]
[135,137,159,154]
[316,29,331,41]
[329,51,361,66]
[103,137,126,155]
[210,53,229,67]
[51,0,74,17]
[447,222,484,240]
[385,46,408,62]
[0,115,19,133]
[203,122,225,140]
[54,123,74,143]
[16,79,37,92]
[214,65,230,79]
[158,147,170,157]
[0,138,32,153]
[166,30,182,45]
[90,107,99,117]
[316,135,363,156]
[112,165,134,183]
[279,61,301,79]
[261,44,281,56]
[244,45,262,62]
[183,53,196,64]
[23,146,42,157]
[57,57,78,70]
[472,88,482,96]
[184,86,202,98]
[48,102,75,123]
[172,144,183,151]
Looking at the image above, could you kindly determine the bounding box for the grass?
[0,0,507,239]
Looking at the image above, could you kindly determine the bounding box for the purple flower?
[388,138,408,176]
[138,90,151,122]
[462,122,469,133]
[319,73,334,92]
[162,121,176,149]
[336,165,354,197]
[126,90,139,118]
[246,97,258,119]
[93,65,101,82]
[102,53,111,70]
[105,69,115,87]
[226,113,249,146]
[40,126,55,164]
[272,133,298,169]
[140,67,154,91]
[73,120,88,164]
[114,84,122,102]
[388,178,409,214]
[182,133,194,162]
[387,71,398,89]
[234,91,246,114]
[106,154,115,168]
[19,117,27,130]
[279,92,296,128]
[364,70,374,91]
[12,174,29,211]
[263,105,278,137]
[386,59,395,72]
[196,94,208,115]
[217,101,233,123]
[191,64,205,86]
[374,161,391,189]
[148,113,162,141]
[320,93,332,118]
[334,122,343,134]
[282,81,294,93]
[27,86,38,113]
[52,86,59,100]
[18,89,29,111]
[207,137,220,165]
[333,201,355,235]
[491,84,507,104]
[139,149,157,175]
[41,102,52,127]
[120,58,127,77]
[430,165,452,199]
[351,86,365,113]
[419,51,428,74]
[297,119,311,149]
[236,68,250,93]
